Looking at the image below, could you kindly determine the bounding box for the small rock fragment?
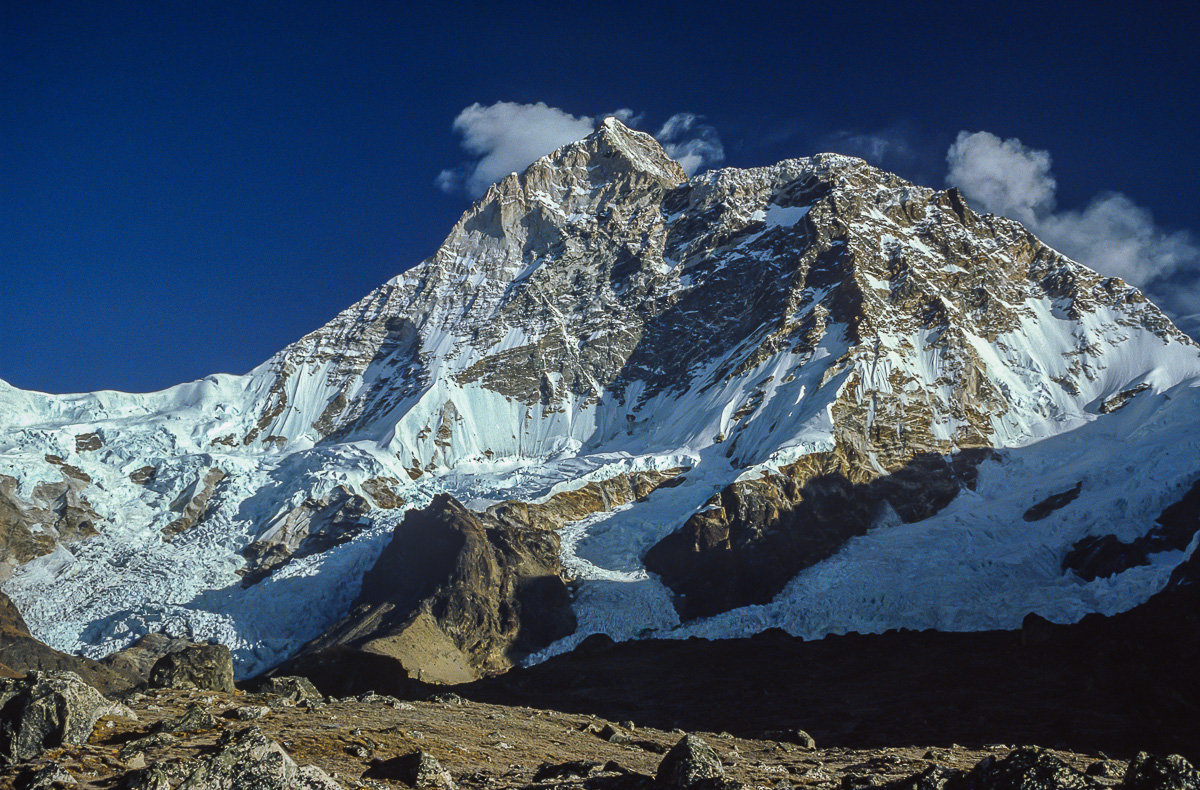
[365,751,455,790]
[118,732,179,761]
[23,761,77,789]
[1085,760,1125,779]
[599,723,632,744]
[156,703,220,733]
[886,765,963,790]
[259,675,323,703]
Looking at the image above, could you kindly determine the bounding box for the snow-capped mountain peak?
[2,118,1199,678]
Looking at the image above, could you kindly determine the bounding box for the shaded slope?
[293,494,574,683]
[463,578,1200,764]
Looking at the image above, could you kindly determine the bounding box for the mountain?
[2,118,1198,680]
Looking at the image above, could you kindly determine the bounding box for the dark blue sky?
[4,1,1198,393]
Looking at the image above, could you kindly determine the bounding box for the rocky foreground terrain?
[1,668,1196,790]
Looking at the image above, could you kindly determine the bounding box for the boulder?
[533,761,606,782]
[955,747,1096,790]
[257,675,322,702]
[118,732,178,762]
[365,750,455,790]
[598,723,632,744]
[167,726,342,790]
[149,644,235,693]
[0,670,131,763]
[101,633,194,684]
[1123,753,1200,790]
[657,734,725,789]
[22,761,78,789]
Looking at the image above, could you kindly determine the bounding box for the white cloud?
[608,107,645,128]
[945,130,1200,336]
[436,102,599,198]
[437,103,725,196]
[656,113,725,175]
[945,131,1056,227]
[824,125,916,168]
[1036,193,1197,287]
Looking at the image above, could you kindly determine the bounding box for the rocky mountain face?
[0,468,98,579]
[1,118,1199,680]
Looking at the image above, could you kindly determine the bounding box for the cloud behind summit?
[437,102,724,198]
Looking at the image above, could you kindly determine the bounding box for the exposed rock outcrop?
[295,494,575,684]
[160,468,226,540]
[484,469,687,533]
[1023,482,1083,522]
[240,485,372,586]
[0,473,100,579]
[149,645,235,693]
[1063,476,1200,581]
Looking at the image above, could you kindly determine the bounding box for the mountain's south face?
[2,118,1199,679]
